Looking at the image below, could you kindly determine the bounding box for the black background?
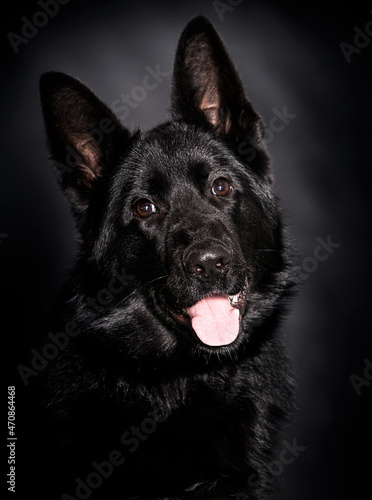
[1,1,371,499]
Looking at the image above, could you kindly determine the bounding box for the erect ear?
[40,71,130,218]
[171,16,265,146]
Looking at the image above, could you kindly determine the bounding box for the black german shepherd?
[22,16,296,500]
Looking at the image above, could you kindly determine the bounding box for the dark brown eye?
[135,199,157,218]
[211,178,232,196]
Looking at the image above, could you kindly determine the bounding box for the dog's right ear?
[40,72,130,221]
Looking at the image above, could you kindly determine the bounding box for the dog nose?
[184,244,232,283]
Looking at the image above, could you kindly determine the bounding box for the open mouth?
[171,282,248,347]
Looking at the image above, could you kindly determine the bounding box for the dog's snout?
[184,244,232,283]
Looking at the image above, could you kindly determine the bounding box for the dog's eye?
[211,178,232,196]
[135,199,157,218]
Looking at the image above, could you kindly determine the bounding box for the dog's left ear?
[171,16,264,145]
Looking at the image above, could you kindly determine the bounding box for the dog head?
[40,17,292,362]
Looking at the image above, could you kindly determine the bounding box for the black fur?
[21,16,296,500]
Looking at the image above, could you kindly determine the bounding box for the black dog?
[21,16,296,500]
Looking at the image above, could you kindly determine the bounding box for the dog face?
[40,17,289,358]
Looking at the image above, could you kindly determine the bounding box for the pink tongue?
[187,295,240,346]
